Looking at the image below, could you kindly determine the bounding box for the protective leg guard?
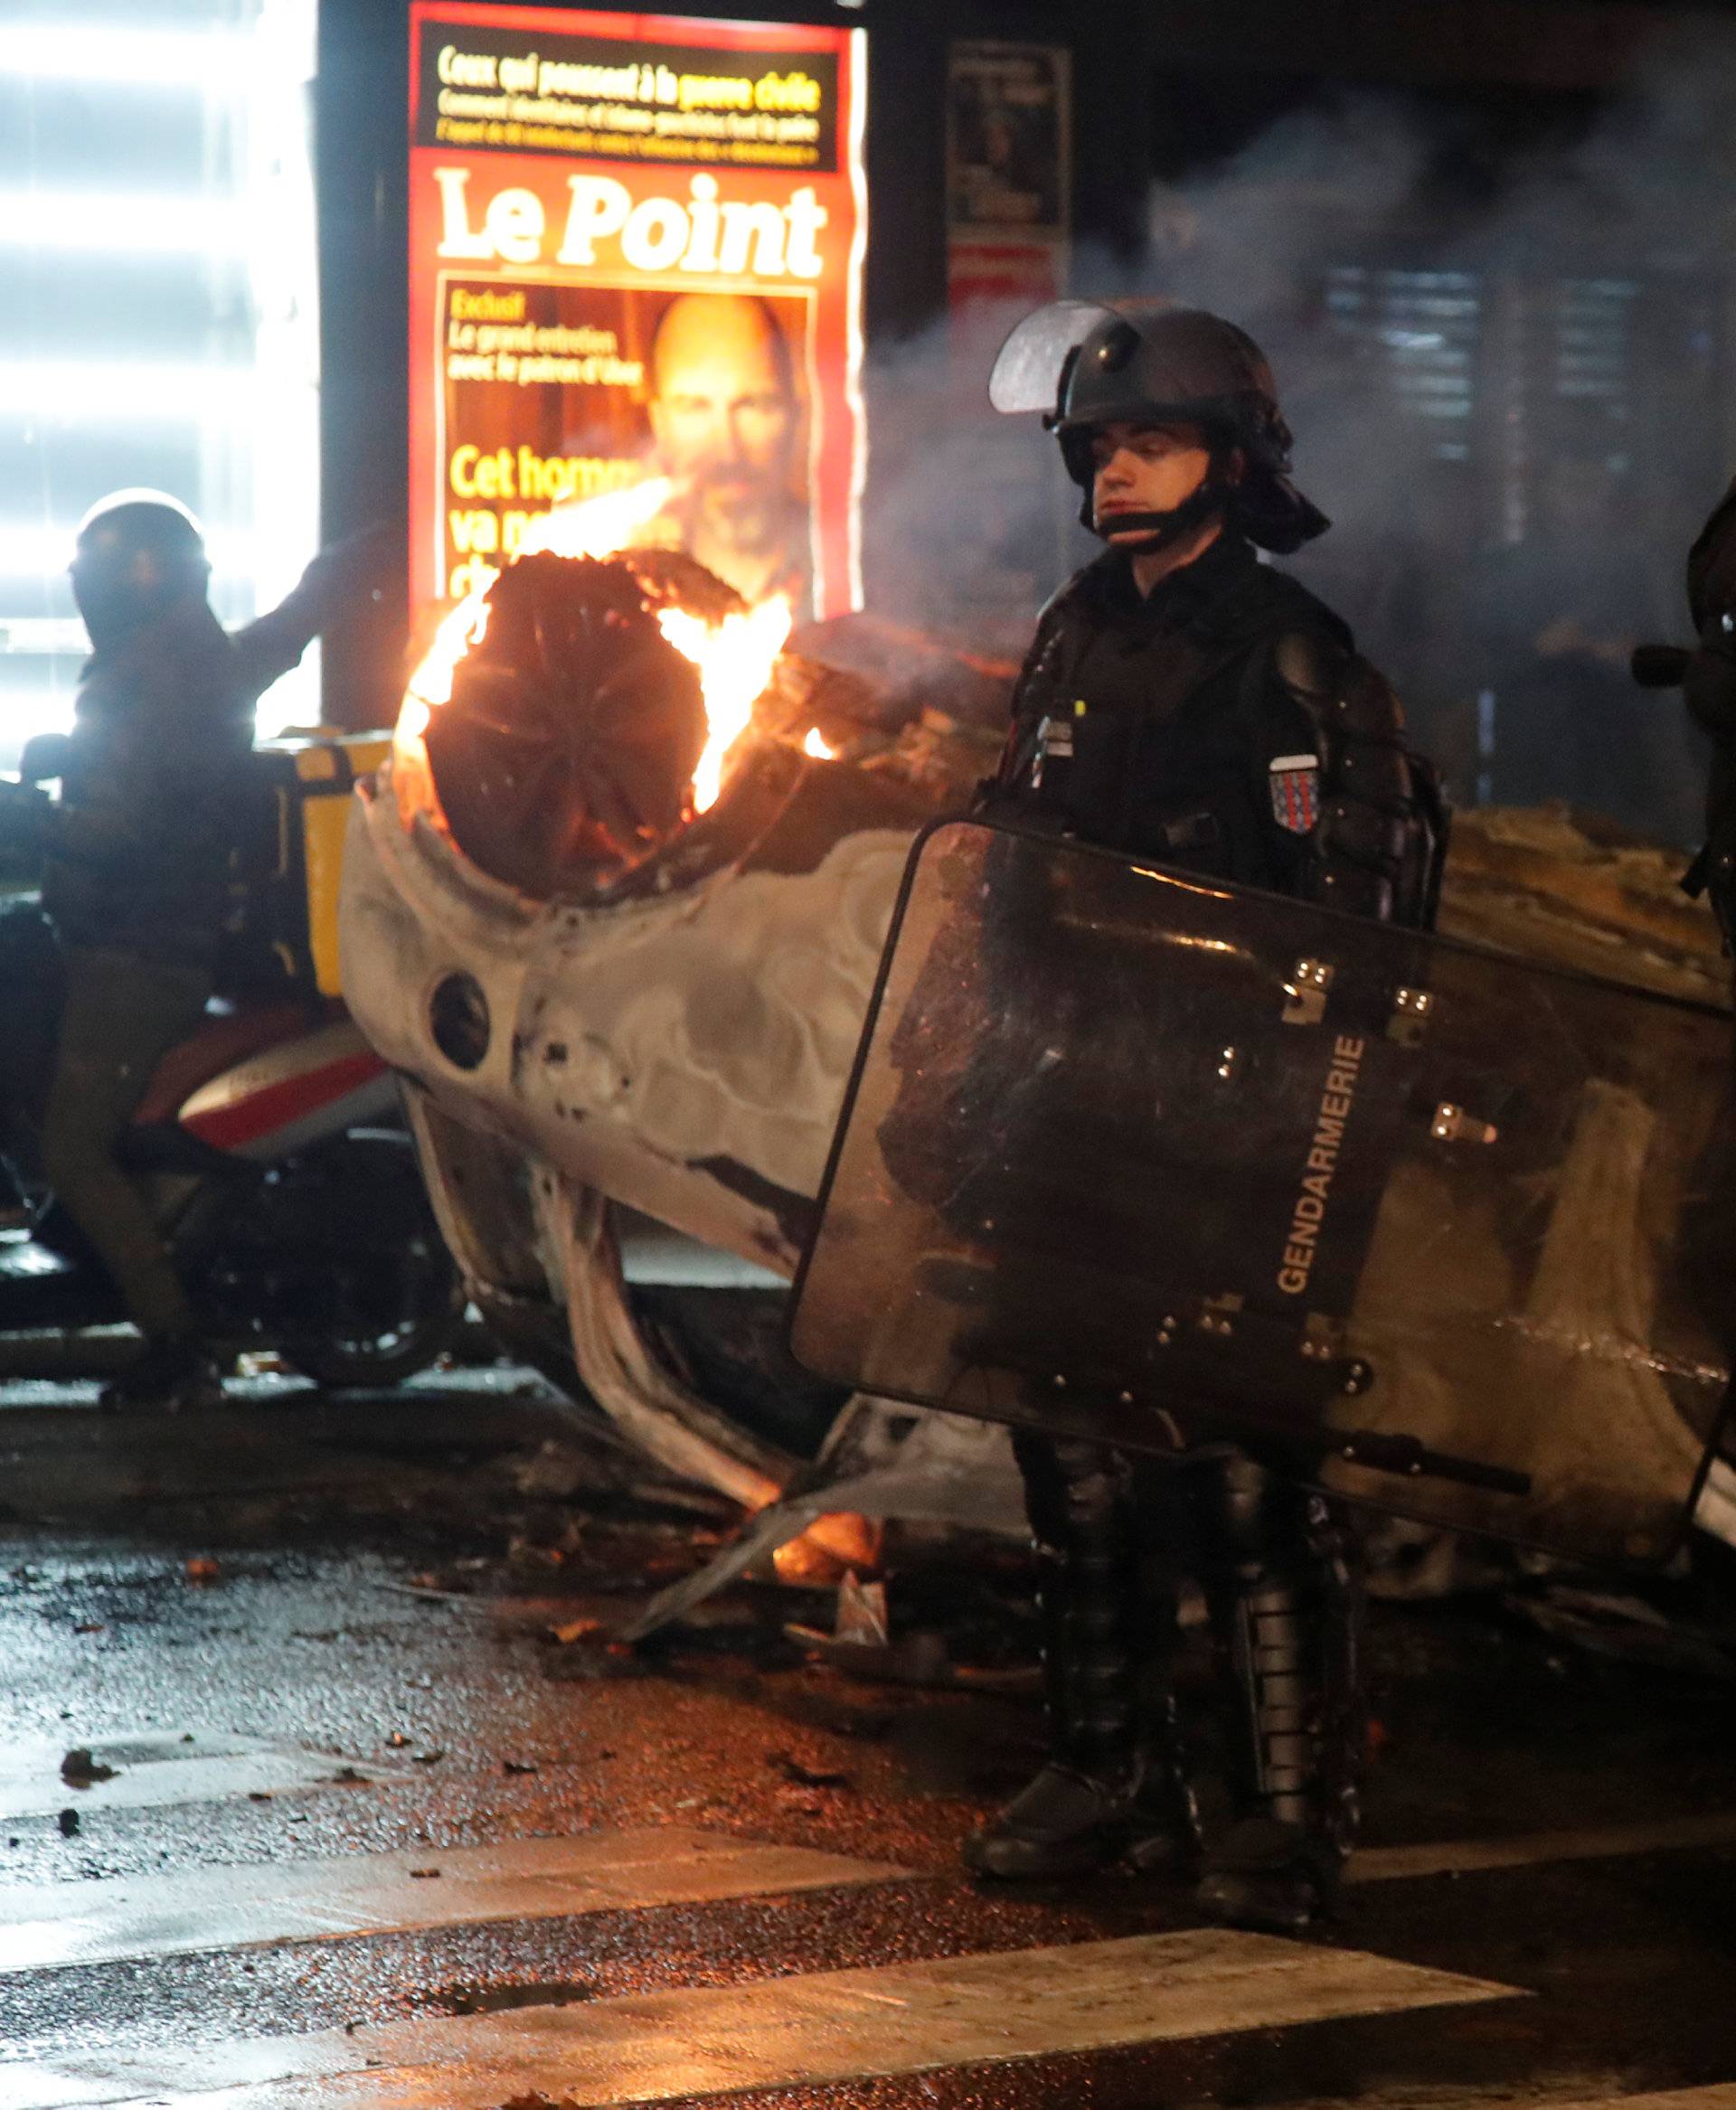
[966,1433,1200,1880]
[1194,1455,1364,1933]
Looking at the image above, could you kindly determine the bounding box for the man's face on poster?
[648,296,799,557]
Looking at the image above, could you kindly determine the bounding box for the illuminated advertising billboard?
[408,3,868,631]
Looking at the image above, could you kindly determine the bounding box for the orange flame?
[393,596,493,830]
[658,596,794,814]
[771,1511,886,1584]
[393,476,789,834]
[408,596,492,713]
[519,476,675,561]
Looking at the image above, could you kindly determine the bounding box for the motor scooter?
[0,735,459,1390]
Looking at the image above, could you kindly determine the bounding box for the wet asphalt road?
[0,1367,1733,2107]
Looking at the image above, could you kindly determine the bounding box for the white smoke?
[859,30,1736,844]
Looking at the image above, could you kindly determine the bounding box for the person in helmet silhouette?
[963,304,1445,1932]
[1669,474,1736,956]
[10,492,382,1411]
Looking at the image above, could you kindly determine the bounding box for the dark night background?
[6,0,1725,841]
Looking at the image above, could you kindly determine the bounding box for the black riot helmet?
[989,300,1329,554]
[70,489,212,650]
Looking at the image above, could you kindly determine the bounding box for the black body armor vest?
[986,535,1445,931]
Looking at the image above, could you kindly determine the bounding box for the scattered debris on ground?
[1440,802,1730,1006]
[547,1617,602,1645]
[59,1747,117,1787]
[426,1978,596,2018]
[1509,1582,1736,1681]
[769,1750,854,1790]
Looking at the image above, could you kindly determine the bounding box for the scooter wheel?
[284,1255,463,1390]
[276,1131,464,1390]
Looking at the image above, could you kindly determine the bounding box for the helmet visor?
[987,300,1119,415]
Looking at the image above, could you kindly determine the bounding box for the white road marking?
[1351,1809,1736,1884]
[1,1928,1518,2110]
[1536,2092,1736,2110]
[0,1827,906,1975]
[0,1734,392,1822]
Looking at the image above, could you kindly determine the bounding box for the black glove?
[297,522,398,614]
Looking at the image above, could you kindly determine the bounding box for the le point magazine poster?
[408,3,868,630]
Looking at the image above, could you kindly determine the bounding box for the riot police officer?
[965,303,1445,1932]
[6,492,380,1411]
[1673,476,1736,952]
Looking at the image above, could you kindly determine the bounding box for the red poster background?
[408,4,866,627]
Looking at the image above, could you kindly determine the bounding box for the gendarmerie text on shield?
[1277,1033,1365,1295]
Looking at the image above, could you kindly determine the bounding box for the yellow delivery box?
[225,733,392,1002]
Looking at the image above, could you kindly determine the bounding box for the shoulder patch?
[1269,751,1322,834]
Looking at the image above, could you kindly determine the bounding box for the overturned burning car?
[341,485,1736,1596]
[339,485,1025,1574]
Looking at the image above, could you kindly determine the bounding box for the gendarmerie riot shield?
[788,818,1736,1567]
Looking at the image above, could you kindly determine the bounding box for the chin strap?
[1086,479,1224,554]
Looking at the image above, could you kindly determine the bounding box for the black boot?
[1195,1464,1363,1934]
[1195,1816,1339,1936]
[966,1435,1199,1880]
